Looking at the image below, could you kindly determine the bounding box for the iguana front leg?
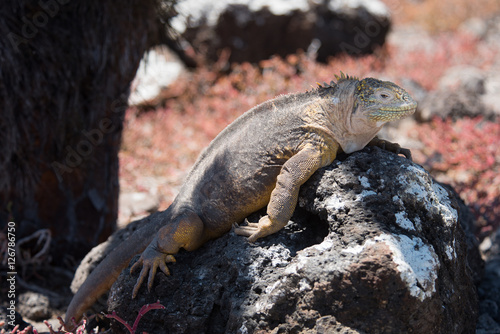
[235,144,337,242]
[368,136,412,160]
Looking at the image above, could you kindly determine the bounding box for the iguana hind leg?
[130,210,205,297]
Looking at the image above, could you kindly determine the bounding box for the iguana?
[65,73,417,325]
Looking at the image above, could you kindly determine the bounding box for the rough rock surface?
[104,148,479,334]
[172,0,391,63]
[477,228,500,333]
[16,292,51,322]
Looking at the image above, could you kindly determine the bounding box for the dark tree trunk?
[0,0,168,263]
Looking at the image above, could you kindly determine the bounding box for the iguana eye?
[377,91,393,100]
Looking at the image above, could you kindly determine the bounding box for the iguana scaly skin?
[65,73,417,324]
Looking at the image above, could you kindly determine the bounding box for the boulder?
[417,66,500,121]
[104,147,479,333]
[16,292,51,322]
[459,14,500,49]
[118,191,161,227]
[477,228,500,333]
[128,46,185,107]
[171,0,391,63]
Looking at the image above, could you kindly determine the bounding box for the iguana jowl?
[65,73,417,324]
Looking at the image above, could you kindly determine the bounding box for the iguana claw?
[234,215,288,243]
[369,138,413,161]
[130,247,176,298]
[234,221,260,241]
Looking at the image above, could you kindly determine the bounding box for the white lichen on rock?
[357,190,377,200]
[398,164,458,227]
[377,234,440,301]
[395,211,416,231]
[325,193,345,211]
[398,165,429,199]
[298,278,312,292]
[343,233,440,301]
[445,244,456,260]
[431,182,458,227]
[359,175,371,188]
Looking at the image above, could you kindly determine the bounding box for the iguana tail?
[65,208,172,327]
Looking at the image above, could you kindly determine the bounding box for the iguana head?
[353,77,417,125]
[319,73,417,153]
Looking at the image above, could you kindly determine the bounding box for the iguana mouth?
[370,104,416,121]
[379,104,417,112]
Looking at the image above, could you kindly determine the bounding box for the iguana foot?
[130,247,176,298]
[369,138,412,161]
[234,216,287,243]
[233,219,260,240]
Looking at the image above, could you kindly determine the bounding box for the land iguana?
[65,73,417,325]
